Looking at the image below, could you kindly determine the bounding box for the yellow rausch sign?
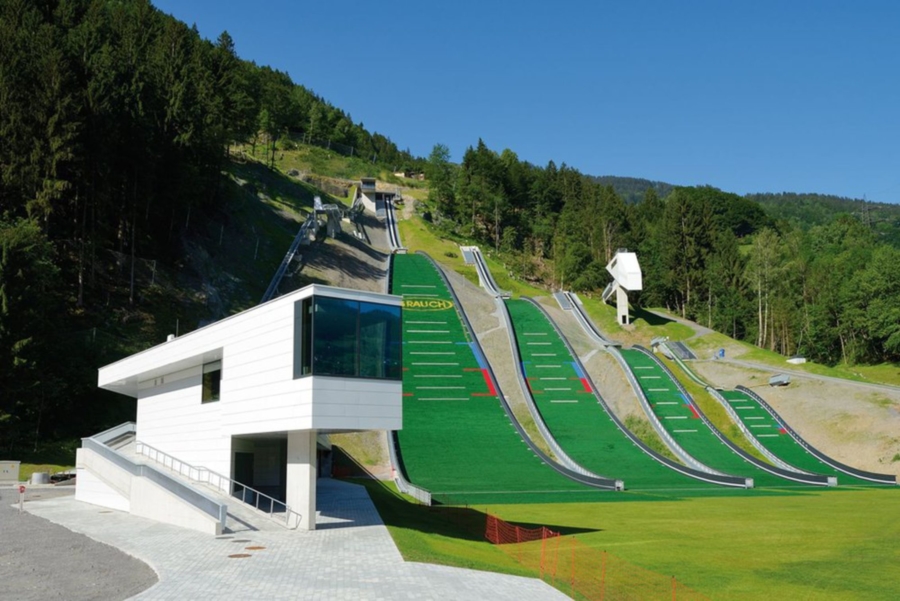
[402,297,454,311]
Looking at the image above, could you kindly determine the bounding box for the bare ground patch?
[692,360,900,476]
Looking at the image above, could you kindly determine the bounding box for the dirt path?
[714,358,900,394]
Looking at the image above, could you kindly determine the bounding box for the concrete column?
[286,430,317,530]
[616,286,630,325]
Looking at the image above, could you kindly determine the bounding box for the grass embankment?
[358,475,900,600]
[396,215,545,299]
[659,355,767,462]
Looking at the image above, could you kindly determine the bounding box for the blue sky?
[153,1,900,201]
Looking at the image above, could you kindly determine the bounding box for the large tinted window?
[359,302,402,379]
[293,298,313,378]
[293,296,402,380]
[312,296,359,377]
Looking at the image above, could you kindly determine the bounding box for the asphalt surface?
[0,486,157,601]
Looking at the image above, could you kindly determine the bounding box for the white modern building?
[76,285,403,533]
[602,250,643,325]
[357,177,398,218]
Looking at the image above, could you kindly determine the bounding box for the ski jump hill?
[379,201,894,504]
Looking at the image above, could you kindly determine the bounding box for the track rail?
[524,298,751,489]
[419,251,621,491]
[737,385,898,485]
[384,199,403,251]
[633,347,834,487]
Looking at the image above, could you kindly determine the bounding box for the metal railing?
[135,440,302,529]
[260,212,317,303]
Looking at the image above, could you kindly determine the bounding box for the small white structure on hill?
[357,177,398,218]
[78,284,403,532]
[602,249,643,325]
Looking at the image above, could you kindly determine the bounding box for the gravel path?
[0,486,157,601]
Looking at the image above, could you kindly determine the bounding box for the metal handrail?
[135,440,302,529]
[261,212,317,303]
[83,424,228,528]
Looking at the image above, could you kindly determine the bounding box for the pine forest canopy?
[0,0,419,451]
[2,0,900,455]
[426,138,900,367]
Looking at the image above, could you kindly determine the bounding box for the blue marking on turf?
[469,342,489,370]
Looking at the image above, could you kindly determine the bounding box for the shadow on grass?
[354,478,601,543]
[632,307,674,327]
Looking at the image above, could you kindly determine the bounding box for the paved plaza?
[8,479,568,600]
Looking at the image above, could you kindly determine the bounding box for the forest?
[2,0,899,455]
[0,0,418,451]
[426,140,900,366]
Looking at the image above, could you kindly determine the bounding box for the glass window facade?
[293,295,401,380]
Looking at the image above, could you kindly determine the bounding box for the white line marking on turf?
[414,375,462,378]
[664,416,688,419]
[412,362,459,366]
[408,330,450,334]
[550,400,578,403]
[417,387,465,390]
[674,429,698,433]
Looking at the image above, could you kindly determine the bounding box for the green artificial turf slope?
[392,254,609,504]
[620,348,821,488]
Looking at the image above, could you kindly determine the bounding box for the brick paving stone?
[22,479,569,601]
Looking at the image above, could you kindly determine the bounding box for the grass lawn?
[360,477,900,600]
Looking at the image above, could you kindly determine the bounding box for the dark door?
[233,452,254,502]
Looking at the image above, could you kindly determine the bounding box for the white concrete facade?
[90,284,403,531]
[606,251,643,326]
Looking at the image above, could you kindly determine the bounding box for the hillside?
[4,0,899,473]
[747,192,900,246]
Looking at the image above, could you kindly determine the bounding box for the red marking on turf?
[471,393,494,397]
[463,368,481,372]
[688,404,700,419]
[481,369,497,395]
[779,428,787,435]
[403,393,413,397]
[579,378,592,393]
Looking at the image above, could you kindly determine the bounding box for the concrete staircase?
[118,441,289,533]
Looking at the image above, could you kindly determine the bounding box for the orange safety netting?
[485,514,709,601]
